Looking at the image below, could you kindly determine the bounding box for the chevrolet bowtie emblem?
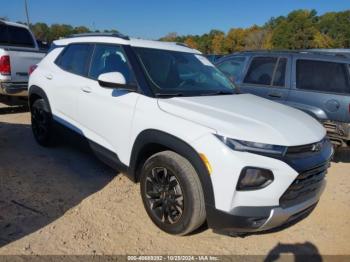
[311,143,322,152]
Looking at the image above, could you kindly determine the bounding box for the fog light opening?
[237,167,274,191]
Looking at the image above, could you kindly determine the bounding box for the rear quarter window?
[296,59,350,94]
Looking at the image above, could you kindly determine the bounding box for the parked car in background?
[205,54,224,63]
[308,49,350,58]
[28,33,332,235]
[0,20,46,98]
[216,50,350,148]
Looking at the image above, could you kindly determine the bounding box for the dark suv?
[216,50,350,147]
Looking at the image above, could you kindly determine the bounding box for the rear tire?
[31,99,55,147]
[140,151,206,235]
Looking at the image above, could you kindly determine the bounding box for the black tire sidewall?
[31,99,53,146]
[140,153,199,235]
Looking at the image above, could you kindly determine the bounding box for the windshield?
[134,47,235,96]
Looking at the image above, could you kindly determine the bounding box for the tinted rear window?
[56,44,94,76]
[0,24,34,47]
[296,59,350,94]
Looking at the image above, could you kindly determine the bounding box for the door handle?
[268,92,282,98]
[81,86,92,93]
[45,74,53,80]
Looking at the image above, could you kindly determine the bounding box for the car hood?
[157,94,325,146]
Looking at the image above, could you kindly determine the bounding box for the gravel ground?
[0,101,349,257]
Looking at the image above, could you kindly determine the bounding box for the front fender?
[129,129,215,207]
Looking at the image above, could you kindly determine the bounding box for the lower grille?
[280,162,329,208]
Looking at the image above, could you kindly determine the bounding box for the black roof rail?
[231,49,350,59]
[234,49,298,54]
[175,42,189,48]
[65,32,130,40]
[301,49,350,59]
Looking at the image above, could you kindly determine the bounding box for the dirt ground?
[0,101,349,257]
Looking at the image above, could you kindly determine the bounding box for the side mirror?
[98,72,137,92]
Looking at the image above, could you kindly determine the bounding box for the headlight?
[215,135,287,155]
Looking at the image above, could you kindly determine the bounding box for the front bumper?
[191,134,333,233]
[206,179,325,233]
[0,82,28,97]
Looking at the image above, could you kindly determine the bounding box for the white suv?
[28,33,333,235]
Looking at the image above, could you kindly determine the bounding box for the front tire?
[140,151,206,235]
[31,99,55,147]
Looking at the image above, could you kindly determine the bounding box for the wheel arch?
[28,85,51,112]
[128,129,215,206]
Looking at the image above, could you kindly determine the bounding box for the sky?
[2,0,350,39]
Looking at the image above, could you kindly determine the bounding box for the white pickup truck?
[0,20,46,97]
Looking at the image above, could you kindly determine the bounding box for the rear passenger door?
[52,43,94,123]
[240,55,290,102]
[289,58,350,122]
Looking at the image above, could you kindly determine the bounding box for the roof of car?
[220,49,350,61]
[0,20,30,29]
[53,33,201,54]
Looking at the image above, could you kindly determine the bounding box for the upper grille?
[285,138,326,156]
[280,162,329,208]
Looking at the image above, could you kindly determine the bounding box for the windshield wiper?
[154,92,184,98]
[199,90,234,96]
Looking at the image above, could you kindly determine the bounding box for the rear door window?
[217,57,246,81]
[56,44,94,76]
[296,59,350,94]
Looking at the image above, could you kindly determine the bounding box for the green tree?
[244,25,271,50]
[209,30,225,54]
[224,28,247,52]
[73,26,90,34]
[184,37,199,49]
[271,9,318,49]
[318,10,350,47]
[31,23,50,41]
[48,24,74,42]
[158,9,350,53]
